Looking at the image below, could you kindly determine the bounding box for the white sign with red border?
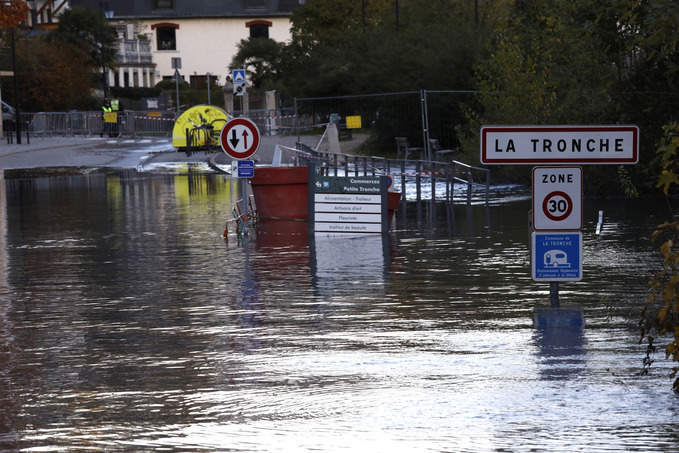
[481,125,639,165]
[533,166,582,231]
[220,117,260,160]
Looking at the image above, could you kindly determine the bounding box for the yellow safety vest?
[102,106,112,112]
[110,99,120,111]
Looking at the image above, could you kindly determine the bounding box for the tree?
[229,38,283,91]
[475,0,620,126]
[640,124,679,394]
[17,38,95,111]
[46,5,117,81]
[278,0,499,98]
[0,0,28,29]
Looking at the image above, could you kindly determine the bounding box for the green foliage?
[110,86,163,101]
[475,0,619,125]
[279,0,496,98]
[617,166,640,199]
[154,79,191,91]
[640,123,679,393]
[229,38,283,90]
[16,35,95,111]
[642,220,679,394]
[46,5,118,70]
[655,124,679,195]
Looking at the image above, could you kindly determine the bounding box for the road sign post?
[479,124,638,327]
[232,69,247,96]
[221,116,260,238]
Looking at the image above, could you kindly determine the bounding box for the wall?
[138,16,293,86]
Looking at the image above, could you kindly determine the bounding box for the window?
[156,27,176,50]
[246,20,271,39]
[155,0,173,9]
[152,23,179,51]
[246,0,266,8]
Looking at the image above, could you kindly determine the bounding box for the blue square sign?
[532,232,583,282]
[231,160,255,178]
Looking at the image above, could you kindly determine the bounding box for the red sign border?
[220,117,260,160]
[481,125,639,165]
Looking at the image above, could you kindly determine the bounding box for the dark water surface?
[0,171,677,452]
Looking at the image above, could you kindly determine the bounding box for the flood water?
[0,170,677,452]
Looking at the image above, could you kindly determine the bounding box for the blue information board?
[532,232,583,281]
[231,160,254,178]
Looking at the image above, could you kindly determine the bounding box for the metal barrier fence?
[11,109,304,139]
[289,143,489,206]
[8,89,478,149]
[16,111,177,137]
[293,90,480,159]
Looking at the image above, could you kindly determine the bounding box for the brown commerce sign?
[480,125,639,165]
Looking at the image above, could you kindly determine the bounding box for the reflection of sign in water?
[532,232,582,281]
[311,235,388,295]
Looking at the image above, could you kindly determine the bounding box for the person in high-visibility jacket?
[110,98,122,137]
[101,99,112,137]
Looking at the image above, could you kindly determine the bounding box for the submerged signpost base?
[533,281,585,328]
[532,306,585,329]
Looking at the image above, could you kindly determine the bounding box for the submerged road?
[0,133,361,171]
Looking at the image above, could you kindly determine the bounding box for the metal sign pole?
[241,179,248,237]
[550,282,559,308]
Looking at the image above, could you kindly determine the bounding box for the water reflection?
[534,327,587,380]
[311,234,391,295]
[0,171,677,452]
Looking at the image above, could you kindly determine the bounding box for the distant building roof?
[68,0,302,20]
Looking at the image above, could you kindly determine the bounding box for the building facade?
[26,0,68,31]
[69,0,303,90]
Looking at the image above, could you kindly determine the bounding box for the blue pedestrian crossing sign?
[532,232,583,281]
[233,69,246,84]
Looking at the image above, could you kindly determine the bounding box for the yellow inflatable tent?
[172,105,232,149]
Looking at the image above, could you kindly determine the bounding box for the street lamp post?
[10,28,20,144]
[99,1,113,98]
[207,72,211,104]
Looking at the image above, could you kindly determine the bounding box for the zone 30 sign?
[533,167,582,231]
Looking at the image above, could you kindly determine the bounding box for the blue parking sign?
[532,232,583,281]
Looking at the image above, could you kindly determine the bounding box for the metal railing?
[292,144,490,206]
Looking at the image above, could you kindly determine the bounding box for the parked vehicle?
[2,101,15,132]
[2,101,15,119]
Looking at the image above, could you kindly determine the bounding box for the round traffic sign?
[542,190,573,222]
[220,117,260,160]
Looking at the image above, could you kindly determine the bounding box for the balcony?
[118,39,153,65]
